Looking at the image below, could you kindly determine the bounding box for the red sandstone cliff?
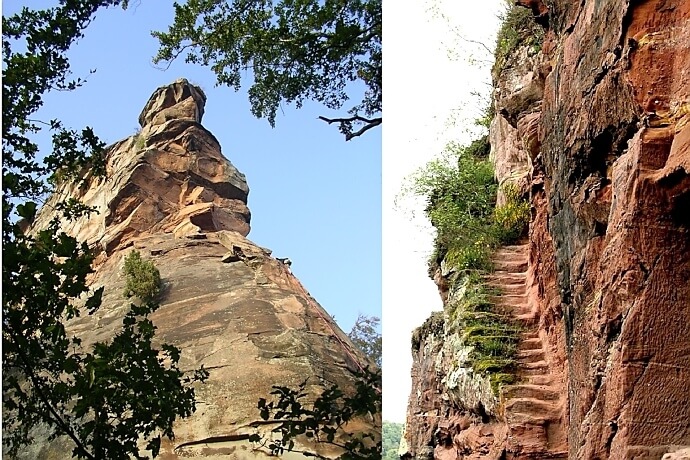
[403,1,689,458]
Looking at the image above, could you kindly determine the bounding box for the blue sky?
[3,0,381,333]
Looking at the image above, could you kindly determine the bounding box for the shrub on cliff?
[492,183,530,244]
[492,3,544,78]
[410,138,497,271]
[122,250,162,303]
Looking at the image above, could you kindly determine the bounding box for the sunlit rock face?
[23,79,377,459]
[33,78,251,254]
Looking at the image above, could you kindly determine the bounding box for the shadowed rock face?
[25,79,377,459]
[541,1,690,458]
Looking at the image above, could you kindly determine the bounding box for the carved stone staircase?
[486,243,567,459]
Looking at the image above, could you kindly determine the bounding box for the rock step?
[491,260,527,271]
[520,330,540,340]
[485,272,526,285]
[489,286,527,296]
[515,313,538,325]
[518,337,543,351]
[505,398,560,421]
[518,361,549,375]
[496,244,529,253]
[488,294,527,305]
[506,411,553,426]
[493,259,528,272]
[502,384,560,401]
[497,284,527,296]
[526,374,553,386]
[512,304,532,314]
[506,424,550,454]
[516,348,545,362]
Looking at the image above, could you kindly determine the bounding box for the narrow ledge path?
[485,243,568,459]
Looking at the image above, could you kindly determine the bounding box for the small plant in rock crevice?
[492,3,545,79]
[122,250,162,303]
[132,128,146,150]
[447,273,521,394]
[492,183,530,244]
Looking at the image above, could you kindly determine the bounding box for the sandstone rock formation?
[541,2,690,458]
[23,79,377,459]
[404,1,689,458]
[33,78,251,254]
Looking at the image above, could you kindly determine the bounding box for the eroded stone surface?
[404,1,689,458]
[32,79,251,254]
[24,80,377,459]
[539,1,690,458]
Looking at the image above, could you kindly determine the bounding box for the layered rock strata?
[23,79,376,459]
[404,1,689,458]
[33,78,251,253]
[540,1,690,458]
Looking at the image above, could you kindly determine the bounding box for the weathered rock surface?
[404,1,689,458]
[24,79,377,459]
[33,78,251,254]
[404,313,509,460]
[539,1,690,458]
[490,28,545,204]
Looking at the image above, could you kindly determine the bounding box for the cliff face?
[403,1,689,459]
[26,79,375,459]
[541,1,690,457]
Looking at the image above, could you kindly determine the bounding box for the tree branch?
[457,34,494,57]
[8,328,96,460]
[318,115,382,141]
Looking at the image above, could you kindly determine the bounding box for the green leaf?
[85,286,104,313]
[16,201,37,221]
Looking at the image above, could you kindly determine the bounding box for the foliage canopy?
[348,314,382,368]
[382,421,403,460]
[153,0,382,140]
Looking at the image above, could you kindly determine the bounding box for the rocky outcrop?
[540,1,690,458]
[33,78,251,254]
[24,79,377,459]
[404,1,689,458]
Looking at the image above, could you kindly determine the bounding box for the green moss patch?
[447,274,521,395]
